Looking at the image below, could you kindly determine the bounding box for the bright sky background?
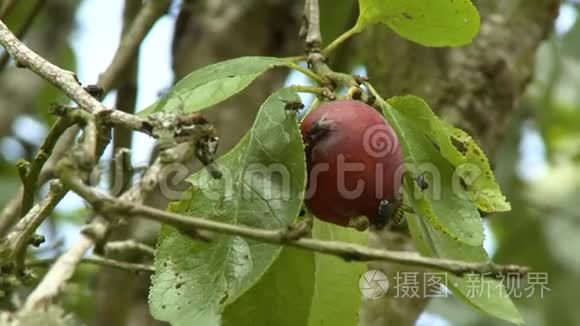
[74,0,174,164]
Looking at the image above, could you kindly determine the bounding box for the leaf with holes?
[444,125,511,212]
[407,214,522,324]
[149,88,306,325]
[387,95,510,213]
[368,87,520,323]
[138,57,292,116]
[367,88,484,246]
[355,0,480,47]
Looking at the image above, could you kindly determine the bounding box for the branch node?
[80,222,108,246]
[28,234,45,248]
[16,159,30,182]
[280,221,311,242]
[83,84,105,100]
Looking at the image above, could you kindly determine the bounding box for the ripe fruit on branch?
[300,100,404,229]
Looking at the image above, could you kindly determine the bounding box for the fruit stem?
[288,85,335,100]
[285,60,325,85]
[281,55,306,62]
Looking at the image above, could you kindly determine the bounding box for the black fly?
[281,99,304,117]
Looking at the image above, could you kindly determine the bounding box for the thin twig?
[61,172,529,278]
[24,143,196,309]
[0,20,151,134]
[27,255,154,274]
[1,114,102,271]
[104,240,155,258]
[23,232,98,310]
[0,181,65,270]
[282,55,306,62]
[0,17,212,237]
[0,126,78,237]
[288,84,335,99]
[0,190,24,236]
[284,60,324,84]
[110,0,140,195]
[0,20,215,139]
[111,148,133,196]
[20,117,74,216]
[73,110,99,168]
[304,0,322,50]
[301,0,357,89]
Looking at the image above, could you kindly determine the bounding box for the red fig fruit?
[300,100,403,228]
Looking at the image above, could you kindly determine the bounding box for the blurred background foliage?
[428,2,580,325]
[0,0,578,325]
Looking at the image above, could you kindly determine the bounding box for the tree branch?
[0,126,78,237]
[0,19,151,134]
[103,240,155,258]
[61,171,529,278]
[23,231,99,310]
[27,255,154,274]
[0,111,107,273]
[19,116,74,216]
[300,0,361,116]
[0,16,213,237]
[0,181,65,270]
[24,142,198,309]
[303,0,322,50]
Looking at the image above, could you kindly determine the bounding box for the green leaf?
[355,0,480,47]
[387,96,465,165]
[307,218,367,326]
[138,57,291,116]
[407,215,523,324]
[149,88,306,325]
[222,247,315,326]
[387,95,510,213]
[370,93,484,246]
[444,125,511,212]
[221,217,368,326]
[366,88,520,323]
